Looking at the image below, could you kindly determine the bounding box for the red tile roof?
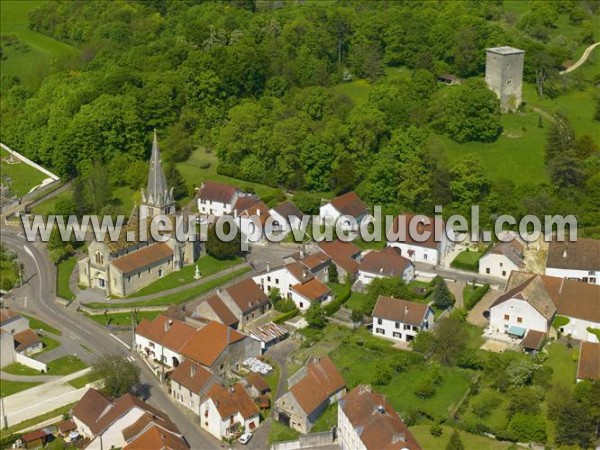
[547,237,600,271]
[359,247,413,277]
[285,261,314,283]
[245,373,270,394]
[21,429,48,443]
[272,201,303,221]
[121,412,179,442]
[328,191,369,219]
[112,243,173,274]
[205,383,260,420]
[289,356,345,416]
[372,296,431,327]
[388,214,445,249]
[317,240,361,274]
[224,278,270,314]
[577,341,600,380]
[340,385,422,450]
[135,315,197,353]
[292,278,331,302]
[179,321,245,367]
[123,424,189,450]
[198,181,238,204]
[521,330,546,351]
[57,420,77,434]
[204,294,239,327]
[13,328,41,352]
[297,251,331,271]
[0,309,19,324]
[170,360,214,394]
[72,388,113,434]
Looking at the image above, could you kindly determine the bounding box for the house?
[338,385,422,450]
[372,296,434,343]
[234,198,276,244]
[437,73,461,85]
[13,328,43,355]
[57,420,77,438]
[488,272,600,342]
[200,383,260,441]
[21,429,50,449]
[244,372,271,399]
[72,388,188,450]
[479,238,525,279]
[545,237,600,285]
[170,360,219,415]
[319,191,369,230]
[577,342,599,382]
[253,262,333,311]
[269,201,304,235]
[0,309,43,365]
[275,356,346,433]
[249,322,289,351]
[78,133,199,297]
[317,240,362,283]
[0,309,29,334]
[196,278,271,329]
[197,180,240,217]
[387,214,454,266]
[285,249,331,283]
[521,329,546,353]
[357,247,415,287]
[179,321,261,375]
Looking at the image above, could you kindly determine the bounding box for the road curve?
[0,227,220,449]
[560,41,600,75]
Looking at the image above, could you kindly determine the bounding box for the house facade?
[479,239,525,279]
[197,180,240,217]
[170,360,219,416]
[357,247,415,287]
[545,238,600,285]
[372,296,434,343]
[319,191,369,230]
[317,240,361,283]
[269,201,304,235]
[387,214,454,266]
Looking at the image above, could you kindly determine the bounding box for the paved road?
[0,227,221,449]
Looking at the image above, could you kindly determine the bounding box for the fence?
[270,429,335,450]
[15,353,47,372]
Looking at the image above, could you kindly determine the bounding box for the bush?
[463,284,490,310]
[371,361,393,385]
[273,309,298,324]
[414,378,436,399]
[509,413,546,443]
[323,284,351,316]
[471,391,501,418]
[430,424,443,437]
[553,315,570,329]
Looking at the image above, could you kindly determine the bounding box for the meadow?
[0,147,48,197]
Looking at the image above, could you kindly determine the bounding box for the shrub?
[273,309,298,324]
[371,361,393,385]
[414,378,436,399]
[509,413,546,443]
[463,284,490,310]
[471,391,501,419]
[430,424,443,437]
[552,315,570,329]
[198,161,211,169]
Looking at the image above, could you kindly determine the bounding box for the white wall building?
[545,238,600,285]
[371,296,434,343]
[479,238,525,279]
[319,191,369,230]
[357,247,415,287]
[197,181,240,217]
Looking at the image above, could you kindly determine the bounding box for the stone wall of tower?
[485,48,524,113]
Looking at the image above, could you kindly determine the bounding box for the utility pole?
[131,309,137,352]
[1,393,7,430]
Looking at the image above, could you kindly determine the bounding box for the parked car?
[238,433,252,445]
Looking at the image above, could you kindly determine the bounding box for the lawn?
[56,255,77,300]
[68,372,101,389]
[0,259,19,290]
[0,0,79,87]
[344,290,370,312]
[127,255,243,297]
[0,148,48,197]
[34,335,61,356]
[30,189,72,216]
[451,250,482,272]
[311,403,338,432]
[0,379,42,397]
[409,425,512,450]
[83,266,250,309]
[333,79,373,106]
[2,363,42,376]
[21,314,61,336]
[268,421,300,444]
[45,356,87,376]
[545,342,577,386]
[86,310,161,327]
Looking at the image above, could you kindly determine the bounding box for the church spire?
[140,130,175,218]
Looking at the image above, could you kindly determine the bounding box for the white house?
[319,191,369,230]
[479,238,525,279]
[200,383,260,441]
[387,214,454,266]
[545,238,600,285]
[72,388,188,450]
[197,181,240,217]
[317,240,362,283]
[489,271,600,342]
[338,385,421,450]
[357,247,415,287]
[170,360,219,415]
[371,296,434,343]
[269,201,304,235]
[252,262,333,311]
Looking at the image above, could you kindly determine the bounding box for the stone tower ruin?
[485,46,525,113]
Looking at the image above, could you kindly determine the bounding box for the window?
[158,269,163,278]
[376,328,385,335]
[504,314,510,321]
[502,270,506,276]
[275,278,279,284]
[267,276,271,282]
[393,332,402,339]
[94,252,104,265]
[377,318,383,325]
[395,322,400,329]
[486,268,490,274]
[299,302,304,308]
[424,254,428,260]
[404,324,411,330]
[517,317,523,323]
[500,262,503,267]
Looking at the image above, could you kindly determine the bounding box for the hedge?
[324,284,352,316]
[463,284,490,310]
[273,309,299,324]
[552,315,570,329]
[451,259,480,272]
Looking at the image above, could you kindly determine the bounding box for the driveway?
[467,289,502,326]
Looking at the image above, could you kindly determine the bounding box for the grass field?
[0,259,19,290]
[409,425,511,450]
[0,379,42,397]
[86,310,161,327]
[68,372,101,389]
[46,356,87,376]
[0,148,49,197]
[2,363,42,376]
[21,314,61,336]
[128,255,243,297]
[30,189,72,216]
[83,266,250,309]
[34,335,61,356]
[0,0,79,86]
[311,403,338,432]
[56,255,77,300]
[451,250,482,271]
[268,421,300,444]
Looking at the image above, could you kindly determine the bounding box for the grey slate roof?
[143,131,174,208]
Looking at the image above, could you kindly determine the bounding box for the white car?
[238,433,252,445]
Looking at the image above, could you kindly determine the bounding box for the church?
[77,132,200,298]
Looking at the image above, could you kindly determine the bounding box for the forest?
[1,0,599,235]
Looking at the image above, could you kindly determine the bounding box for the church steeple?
[140,130,175,219]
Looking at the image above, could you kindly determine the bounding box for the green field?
[0,259,19,290]
[268,421,300,444]
[56,255,77,300]
[34,335,61,356]
[1,363,42,376]
[409,425,511,450]
[0,0,79,86]
[0,148,49,197]
[0,379,42,397]
[68,372,101,389]
[21,314,61,336]
[30,189,72,216]
[46,356,87,375]
[127,255,243,297]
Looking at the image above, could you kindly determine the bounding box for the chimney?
[300,249,305,259]
[165,319,173,332]
[376,404,385,414]
[303,268,308,279]
[266,261,271,272]
[392,433,406,444]
[190,363,197,378]
[404,305,409,316]
[563,249,567,258]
